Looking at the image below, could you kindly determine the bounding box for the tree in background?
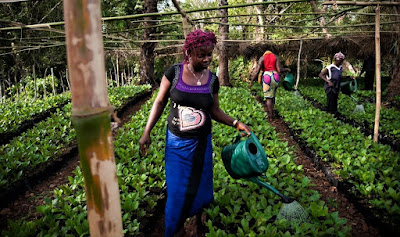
[139,0,158,85]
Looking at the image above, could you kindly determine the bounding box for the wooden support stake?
[14,73,19,100]
[295,39,303,90]
[51,68,56,96]
[66,68,71,91]
[116,55,120,87]
[43,69,47,98]
[374,5,381,142]
[33,65,37,100]
[0,77,2,103]
[59,71,65,92]
[63,0,123,236]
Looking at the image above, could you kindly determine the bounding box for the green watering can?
[340,79,357,95]
[282,73,295,91]
[221,132,294,203]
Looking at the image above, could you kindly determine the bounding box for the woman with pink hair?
[139,29,251,236]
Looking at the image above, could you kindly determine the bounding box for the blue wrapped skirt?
[164,129,213,236]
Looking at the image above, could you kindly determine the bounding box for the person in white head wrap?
[318,52,346,113]
[334,52,345,61]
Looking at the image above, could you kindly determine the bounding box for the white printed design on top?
[178,106,205,131]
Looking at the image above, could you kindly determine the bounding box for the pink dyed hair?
[183,30,217,63]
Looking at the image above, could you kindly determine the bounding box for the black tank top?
[164,63,219,138]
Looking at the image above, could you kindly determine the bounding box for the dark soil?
[0,91,382,237]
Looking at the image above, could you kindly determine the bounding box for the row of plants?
[2,88,164,236]
[0,93,71,135]
[298,84,400,142]
[3,86,350,236]
[202,86,350,236]
[275,88,400,230]
[0,85,151,193]
[108,85,151,109]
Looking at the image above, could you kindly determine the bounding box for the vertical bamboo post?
[33,65,37,100]
[22,70,27,101]
[51,68,56,96]
[7,72,12,100]
[109,70,113,87]
[373,5,381,142]
[124,69,127,86]
[0,77,2,103]
[63,1,123,236]
[105,70,108,87]
[113,63,117,87]
[171,0,191,37]
[59,71,65,92]
[295,39,303,90]
[1,77,4,101]
[66,68,71,91]
[116,55,120,87]
[43,69,47,99]
[14,73,19,100]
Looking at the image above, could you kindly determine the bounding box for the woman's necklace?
[188,65,205,86]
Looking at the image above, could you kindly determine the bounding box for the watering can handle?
[232,131,251,143]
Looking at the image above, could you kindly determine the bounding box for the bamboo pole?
[323,1,400,6]
[374,5,381,142]
[65,68,71,91]
[1,0,311,32]
[51,68,56,96]
[33,65,37,100]
[14,73,19,100]
[116,56,120,87]
[1,78,4,101]
[63,1,123,236]
[0,78,2,103]
[295,39,303,90]
[105,70,108,87]
[7,72,12,100]
[43,68,48,98]
[59,71,65,92]
[171,0,193,37]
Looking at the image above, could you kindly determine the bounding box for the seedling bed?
[0,100,70,146]
[0,143,78,208]
[299,92,400,152]
[276,111,400,236]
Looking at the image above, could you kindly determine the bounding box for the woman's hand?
[236,121,251,136]
[139,133,151,156]
[327,81,334,87]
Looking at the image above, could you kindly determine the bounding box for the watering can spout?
[248,177,294,204]
[278,193,295,204]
